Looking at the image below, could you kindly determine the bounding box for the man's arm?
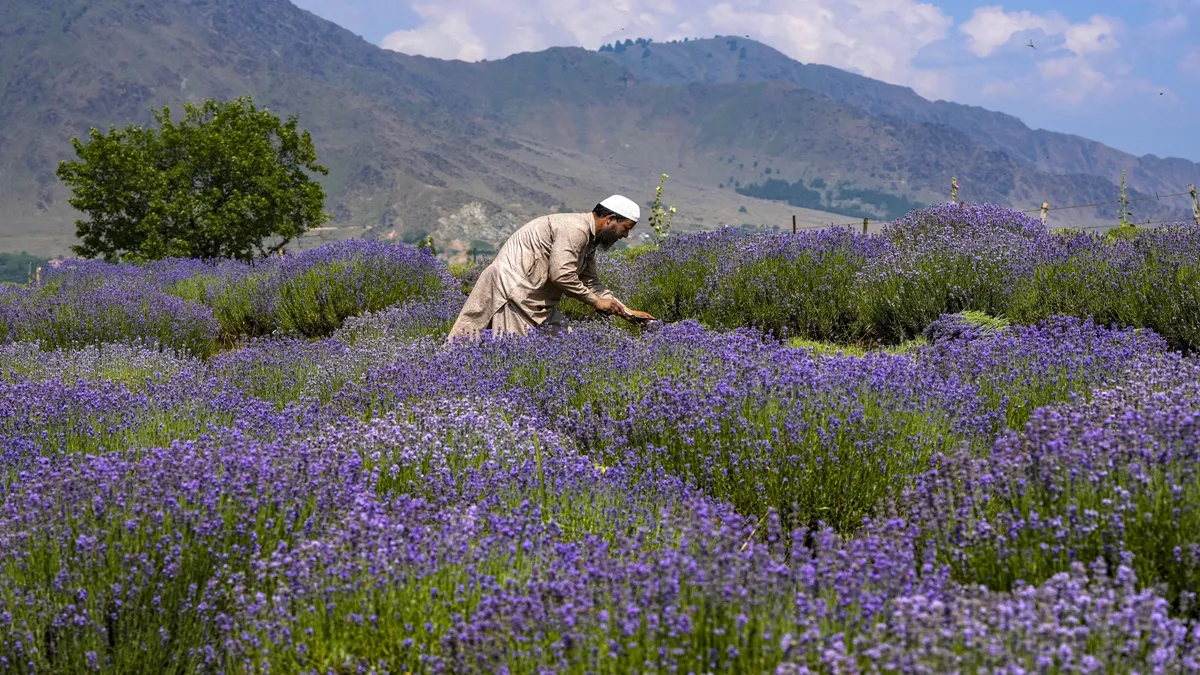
[580,249,618,303]
[548,226,602,305]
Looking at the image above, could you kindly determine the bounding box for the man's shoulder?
[546,211,591,225]
[517,212,588,229]
[556,212,595,232]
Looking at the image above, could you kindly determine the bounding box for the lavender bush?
[698,227,889,340]
[593,204,1061,345]
[610,227,742,323]
[908,349,1200,617]
[273,239,455,337]
[1009,223,1200,352]
[5,217,1200,671]
[3,240,455,354]
[856,203,1058,342]
[0,283,220,357]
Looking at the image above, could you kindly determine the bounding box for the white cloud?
[1063,16,1120,55]
[956,6,1141,107]
[959,6,1067,57]
[959,6,1121,58]
[1036,56,1115,104]
[381,6,488,61]
[378,0,956,98]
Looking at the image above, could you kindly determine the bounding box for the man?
[447,194,655,341]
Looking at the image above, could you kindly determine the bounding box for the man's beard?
[596,228,621,249]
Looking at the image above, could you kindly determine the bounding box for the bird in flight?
[1027,39,1036,49]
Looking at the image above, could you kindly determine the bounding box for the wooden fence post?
[1041,202,1049,226]
[35,267,42,286]
[1190,185,1199,226]
[862,217,868,234]
[792,214,796,235]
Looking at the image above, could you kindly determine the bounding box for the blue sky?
[292,0,1200,163]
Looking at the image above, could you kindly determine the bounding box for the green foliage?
[736,178,820,208]
[856,251,1013,343]
[736,178,925,220]
[557,295,605,322]
[1007,257,1122,327]
[1008,253,1200,353]
[957,309,1010,332]
[56,95,329,263]
[648,173,677,246]
[786,338,868,357]
[400,228,429,245]
[274,260,448,339]
[1107,224,1142,241]
[702,245,867,341]
[833,187,926,220]
[200,274,280,344]
[0,252,50,284]
[417,236,438,256]
[469,239,496,254]
[160,272,279,346]
[624,249,728,323]
[614,243,657,262]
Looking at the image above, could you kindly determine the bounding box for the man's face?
[597,215,636,249]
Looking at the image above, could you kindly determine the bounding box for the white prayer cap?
[600,194,640,222]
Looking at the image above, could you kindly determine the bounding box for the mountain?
[598,37,1200,200]
[0,0,1195,260]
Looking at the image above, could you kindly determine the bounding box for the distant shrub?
[616,228,742,322]
[699,228,887,341]
[448,256,493,295]
[273,240,454,338]
[0,252,49,285]
[1009,226,1200,352]
[856,203,1056,343]
[0,283,220,357]
[334,291,466,344]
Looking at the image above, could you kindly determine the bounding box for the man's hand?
[622,309,655,323]
[594,297,625,316]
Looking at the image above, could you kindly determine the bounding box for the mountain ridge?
[597,36,1200,196]
[0,0,1194,260]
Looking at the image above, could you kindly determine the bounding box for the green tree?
[56,95,329,262]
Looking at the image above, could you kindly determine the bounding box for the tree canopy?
[57,96,330,262]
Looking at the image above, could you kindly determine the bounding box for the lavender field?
[4,205,1200,673]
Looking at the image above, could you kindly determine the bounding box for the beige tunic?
[447,212,619,341]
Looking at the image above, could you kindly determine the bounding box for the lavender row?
[2,392,1198,672]
[0,239,456,356]
[597,203,1200,349]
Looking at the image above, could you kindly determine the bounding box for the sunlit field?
[4,204,1200,673]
